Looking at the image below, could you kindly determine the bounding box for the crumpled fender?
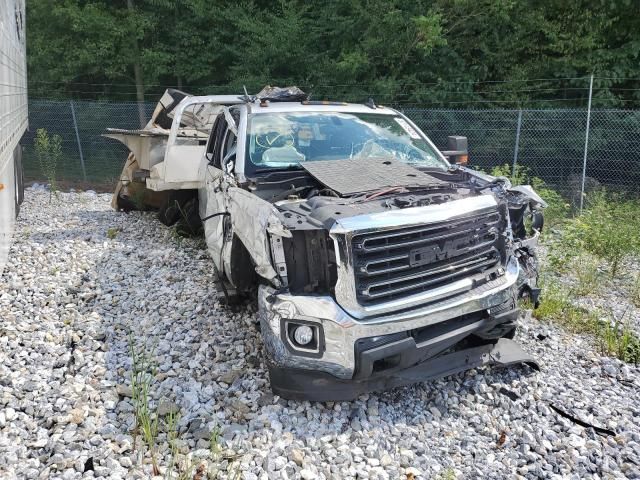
[227,187,291,285]
[508,184,547,209]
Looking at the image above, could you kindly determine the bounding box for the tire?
[14,145,24,218]
[175,198,203,236]
[158,190,194,226]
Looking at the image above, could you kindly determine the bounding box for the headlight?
[282,320,323,357]
[293,325,314,345]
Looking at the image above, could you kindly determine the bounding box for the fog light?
[293,325,314,345]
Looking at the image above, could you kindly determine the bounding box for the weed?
[630,273,640,308]
[576,191,640,277]
[543,190,640,278]
[533,281,598,334]
[175,200,203,237]
[169,225,184,245]
[128,333,160,475]
[165,410,181,478]
[535,283,640,364]
[437,468,457,480]
[572,254,601,295]
[209,425,222,459]
[34,129,63,202]
[599,312,640,364]
[106,227,119,239]
[131,187,148,211]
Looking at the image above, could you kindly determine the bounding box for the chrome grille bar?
[351,206,503,306]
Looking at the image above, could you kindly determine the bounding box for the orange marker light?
[0,183,5,191]
[457,154,469,165]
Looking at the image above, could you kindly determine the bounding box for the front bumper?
[258,256,538,400]
[267,339,538,402]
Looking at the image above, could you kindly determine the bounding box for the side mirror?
[441,136,468,165]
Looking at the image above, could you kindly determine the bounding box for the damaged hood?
[300,157,448,196]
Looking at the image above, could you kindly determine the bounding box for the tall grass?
[552,191,640,277]
[572,253,601,296]
[599,312,640,364]
[34,128,63,202]
[533,282,640,364]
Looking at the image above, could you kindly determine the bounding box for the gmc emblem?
[409,236,475,266]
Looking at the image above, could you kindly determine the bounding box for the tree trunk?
[127,0,146,128]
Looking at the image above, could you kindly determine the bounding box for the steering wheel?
[256,131,295,149]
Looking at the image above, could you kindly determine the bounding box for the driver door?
[200,114,238,271]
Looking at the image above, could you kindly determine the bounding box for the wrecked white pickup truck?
[108,87,545,401]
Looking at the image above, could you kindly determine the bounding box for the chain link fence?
[23,100,156,188]
[23,99,640,197]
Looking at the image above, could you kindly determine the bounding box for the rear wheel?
[157,190,194,226]
[174,197,203,236]
[13,146,24,218]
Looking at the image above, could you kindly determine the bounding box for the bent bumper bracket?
[268,338,540,402]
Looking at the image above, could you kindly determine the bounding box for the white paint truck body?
[108,88,546,401]
[0,0,27,271]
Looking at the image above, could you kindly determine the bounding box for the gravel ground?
[1,188,639,480]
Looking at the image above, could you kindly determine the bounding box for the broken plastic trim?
[267,338,540,401]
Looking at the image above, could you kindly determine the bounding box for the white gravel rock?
[0,189,639,479]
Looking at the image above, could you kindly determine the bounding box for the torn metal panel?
[200,168,227,272]
[103,130,167,172]
[509,184,548,208]
[223,107,238,136]
[227,187,290,284]
[110,152,165,210]
[146,88,190,129]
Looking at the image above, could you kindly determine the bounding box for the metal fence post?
[580,74,594,211]
[512,109,523,177]
[69,100,87,182]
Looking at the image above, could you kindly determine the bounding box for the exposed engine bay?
[243,157,543,303]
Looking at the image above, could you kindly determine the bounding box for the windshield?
[245,111,448,173]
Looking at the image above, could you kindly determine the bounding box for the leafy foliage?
[25,0,640,107]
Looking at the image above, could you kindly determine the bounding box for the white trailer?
[0,0,27,271]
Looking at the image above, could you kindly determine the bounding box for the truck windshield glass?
[245,112,448,172]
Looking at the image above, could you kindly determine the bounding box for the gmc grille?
[351,208,503,306]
